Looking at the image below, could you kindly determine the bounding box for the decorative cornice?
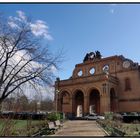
[57,74,119,87]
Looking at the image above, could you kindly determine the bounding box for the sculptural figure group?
[83,51,102,62]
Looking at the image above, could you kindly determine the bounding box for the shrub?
[113,113,123,121]
[47,112,61,121]
[104,112,113,120]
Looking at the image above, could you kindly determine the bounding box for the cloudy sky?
[1,3,140,81]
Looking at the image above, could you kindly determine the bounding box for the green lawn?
[14,120,41,128]
[0,119,48,136]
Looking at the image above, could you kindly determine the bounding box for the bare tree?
[0,14,62,105]
[40,97,54,112]
[15,95,29,112]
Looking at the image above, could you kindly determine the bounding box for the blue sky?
[1,4,140,80]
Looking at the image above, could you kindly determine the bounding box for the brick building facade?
[55,52,140,118]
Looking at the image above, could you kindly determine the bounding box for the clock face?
[123,60,130,68]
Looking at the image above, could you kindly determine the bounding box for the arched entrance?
[73,90,84,117]
[110,88,116,112]
[60,91,70,113]
[89,89,100,114]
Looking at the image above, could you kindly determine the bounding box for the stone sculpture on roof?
[83,51,102,62]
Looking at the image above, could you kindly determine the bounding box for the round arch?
[88,88,100,114]
[59,88,72,98]
[72,88,86,98]
[72,89,84,117]
[61,91,70,104]
[59,90,71,113]
[87,87,101,97]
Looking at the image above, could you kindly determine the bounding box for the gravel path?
[52,120,107,137]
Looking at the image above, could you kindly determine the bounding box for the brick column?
[100,82,110,114]
[84,95,89,115]
[69,97,73,113]
[100,94,110,114]
[71,96,76,117]
[106,83,111,112]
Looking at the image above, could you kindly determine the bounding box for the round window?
[103,65,109,73]
[89,67,95,75]
[77,70,83,77]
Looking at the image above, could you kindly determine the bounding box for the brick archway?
[89,89,100,114]
[60,91,70,113]
[72,90,84,117]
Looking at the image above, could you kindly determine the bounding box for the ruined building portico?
[55,51,140,118]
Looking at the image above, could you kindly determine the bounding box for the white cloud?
[25,83,54,101]
[0,45,55,100]
[8,16,21,29]
[12,50,30,62]
[11,49,44,72]
[8,21,19,29]
[10,49,57,76]
[8,11,53,40]
[16,10,26,21]
[49,65,57,73]
[30,20,53,40]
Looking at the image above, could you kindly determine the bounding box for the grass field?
[0,119,48,136]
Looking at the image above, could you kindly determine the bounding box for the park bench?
[47,122,59,134]
[32,122,59,137]
[55,120,63,128]
[32,127,48,137]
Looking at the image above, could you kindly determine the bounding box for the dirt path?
[53,120,107,137]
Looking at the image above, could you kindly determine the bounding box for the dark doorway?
[73,90,84,117]
[89,89,100,114]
